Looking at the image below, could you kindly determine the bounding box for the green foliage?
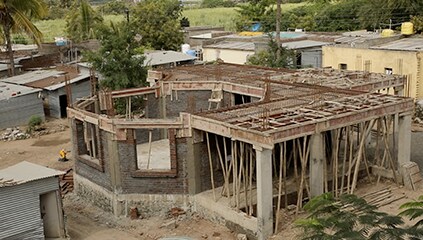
[296,193,423,240]
[411,16,423,34]
[201,0,235,8]
[247,37,296,68]
[27,115,43,132]
[132,0,184,51]
[12,35,28,45]
[98,0,129,15]
[45,0,72,20]
[65,0,104,42]
[0,0,48,76]
[84,22,147,91]
[400,195,423,228]
[235,0,274,31]
[183,7,238,31]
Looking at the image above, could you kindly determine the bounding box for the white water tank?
[181,43,190,54]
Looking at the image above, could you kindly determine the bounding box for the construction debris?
[1,127,30,141]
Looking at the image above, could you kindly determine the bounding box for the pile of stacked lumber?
[60,168,74,197]
[360,187,405,208]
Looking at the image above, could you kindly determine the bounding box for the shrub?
[28,115,43,132]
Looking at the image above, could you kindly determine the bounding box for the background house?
[323,37,423,99]
[0,82,44,129]
[1,65,92,118]
[0,161,66,239]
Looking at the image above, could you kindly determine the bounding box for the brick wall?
[118,132,189,194]
[72,119,113,192]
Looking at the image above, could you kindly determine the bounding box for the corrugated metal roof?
[0,82,41,101]
[282,40,330,49]
[204,41,255,51]
[1,69,90,91]
[143,51,196,66]
[370,38,423,51]
[0,161,64,187]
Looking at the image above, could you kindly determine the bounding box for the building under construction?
[68,63,417,240]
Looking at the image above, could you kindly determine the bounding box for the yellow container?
[381,29,394,37]
[238,31,263,36]
[401,22,414,35]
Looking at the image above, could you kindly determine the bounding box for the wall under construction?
[68,63,415,240]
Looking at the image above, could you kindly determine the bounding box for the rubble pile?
[1,127,30,141]
[414,102,423,124]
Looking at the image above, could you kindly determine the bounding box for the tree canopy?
[236,0,423,32]
[65,0,104,42]
[85,22,147,91]
[132,0,184,51]
[0,0,48,76]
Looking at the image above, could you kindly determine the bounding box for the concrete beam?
[255,146,273,240]
[398,114,411,166]
[310,133,325,197]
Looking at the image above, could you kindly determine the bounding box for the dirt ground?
[0,118,237,240]
[1,118,422,240]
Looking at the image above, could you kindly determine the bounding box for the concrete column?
[255,145,273,240]
[398,114,412,166]
[186,131,203,194]
[310,133,325,197]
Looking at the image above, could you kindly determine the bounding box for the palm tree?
[296,193,423,239]
[0,0,47,76]
[65,0,103,43]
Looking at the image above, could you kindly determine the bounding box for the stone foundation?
[75,174,193,217]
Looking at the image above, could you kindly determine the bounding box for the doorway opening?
[40,191,64,238]
[59,94,68,118]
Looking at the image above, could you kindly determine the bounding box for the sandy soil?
[1,118,422,240]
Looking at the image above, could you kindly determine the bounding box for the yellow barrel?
[401,22,414,35]
[381,29,394,37]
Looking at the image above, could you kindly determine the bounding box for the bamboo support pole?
[346,126,354,192]
[206,133,216,201]
[350,120,375,194]
[340,126,349,195]
[214,136,227,196]
[275,142,284,234]
[223,137,230,198]
[146,130,152,169]
[249,146,253,216]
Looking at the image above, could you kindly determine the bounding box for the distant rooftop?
[371,38,423,51]
[0,82,41,101]
[143,51,197,67]
[0,161,64,187]
[282,40,330,49]
[0,67,90,91]
[204,41,255,51]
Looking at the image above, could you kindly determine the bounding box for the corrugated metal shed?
[282,40,330,50]
[0,161,64,187]
[143,51,196,67]
[0,69,90,91]
[0,83,44,129]
[0,162,64,239]
[0,82,41,101]
[370,38,423,51]
[204,41,255,51]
